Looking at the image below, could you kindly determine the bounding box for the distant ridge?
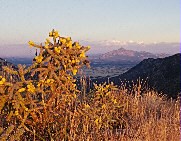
[99,47,169,63]
[94,54,180,98]
[0,57,13,66]
[0,57,17,72]
[110,53,180,98]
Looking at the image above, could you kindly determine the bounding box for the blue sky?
[0,0,180,56]
[0,0,179,44]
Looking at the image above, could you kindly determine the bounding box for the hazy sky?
[0,0,180,45]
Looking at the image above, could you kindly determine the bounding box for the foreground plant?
[0,29,90,140]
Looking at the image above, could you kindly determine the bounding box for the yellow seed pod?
[67,42,72,48]
[27,83,35,93]
[2,78,5,82]
[85,104,90,109]
[35,56,43,63]
[64,65,67,70]
[76,45,81,49]
[75,59,80,63]
[28,40,34,47]
[72,69,77,75]
[0,81,4,85]
[94,118,99,126]
[54,47,61,53]
[105,91,111,96]
[60,38,66,44]
[0,77,5,85]
[71,60,76,64]
[15,111,19,116]
[75,42,79,46]
[66,37,71,41]
[49,31,53,37]
[102,104,106,109]
[37,83,41,87]
[18,88,26,93]
[112,99,117,104]
[54,31,59,38]
[80,52,85,58]
[73,93,77,98]
[46,79,51,84]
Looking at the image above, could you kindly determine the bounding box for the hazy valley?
[2,47,179,98]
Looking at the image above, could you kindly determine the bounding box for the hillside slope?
[110,53,180,98]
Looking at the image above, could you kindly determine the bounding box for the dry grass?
[121,91,180,141]
[0,81,179,141]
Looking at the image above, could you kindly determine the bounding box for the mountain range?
[98,47,168,63]
[0,41,179,57]
[83,41,179,55]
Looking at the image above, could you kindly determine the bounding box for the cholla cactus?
[0,29,90,140]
